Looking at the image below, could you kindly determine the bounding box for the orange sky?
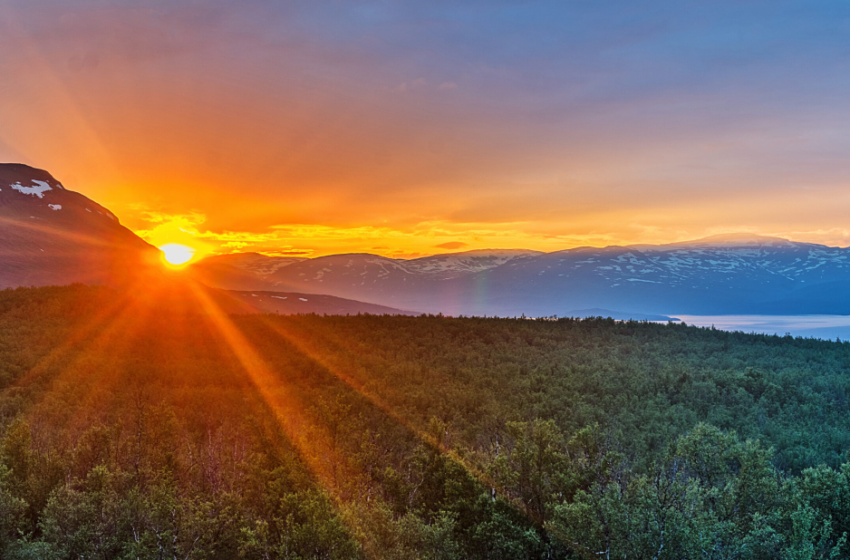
[3,2,850,260]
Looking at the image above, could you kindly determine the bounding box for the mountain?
[193,249,547,313]
[193,235,850,316]
[227,290,416,315]
[188,252,306,291]
[190,249,544,292]
[196,252,306,278]
[457,233,849,316]
[404,249,546,275]
[99,278,414,317]
[0,163,159,288]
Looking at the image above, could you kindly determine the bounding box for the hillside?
[227,289,416,315]
[0,164,159,288]
[2,285,850,558]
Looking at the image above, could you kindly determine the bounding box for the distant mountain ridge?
[193,234,850,316]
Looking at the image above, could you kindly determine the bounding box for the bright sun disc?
[159,243,196,266]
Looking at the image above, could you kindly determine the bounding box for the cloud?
[6,1,850,253]
[434,241,468,249]
[126,206,850,259]
[140,211,205,226]
[131,210,580,257]
[390,251,425,259]
[260,249,314,256]
[394,77,427,92]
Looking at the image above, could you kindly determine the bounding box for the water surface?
[675,315,850,341]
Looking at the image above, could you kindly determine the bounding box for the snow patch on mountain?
[11,180,53,198]
[197,252,306,278]
[405,249,543,274]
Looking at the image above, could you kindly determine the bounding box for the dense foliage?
[3,284,850,558]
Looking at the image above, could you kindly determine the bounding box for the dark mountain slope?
[227,290,416,315]
[0,163,159,288]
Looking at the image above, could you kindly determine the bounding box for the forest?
[3,284,850,558]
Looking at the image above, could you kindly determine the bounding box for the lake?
[675,315,850,341]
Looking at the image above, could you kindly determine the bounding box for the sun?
[159,243,196,266]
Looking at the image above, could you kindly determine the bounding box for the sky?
[2,1,850,259]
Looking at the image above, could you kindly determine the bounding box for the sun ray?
[0,215,136,249]
[15,272,218,444]
[183,281,387,559]
[13,289,135,391]
[10,276,546,547]
[18,281,164,425]
[253,313,567,526]
[0,8,117,175]
[249,314,529,517]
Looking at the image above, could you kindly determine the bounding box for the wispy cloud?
[434,241,468,250]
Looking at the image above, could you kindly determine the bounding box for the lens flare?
[159,243,196,265]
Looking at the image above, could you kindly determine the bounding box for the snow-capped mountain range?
[193,234,850,316]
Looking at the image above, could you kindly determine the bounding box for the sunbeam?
[251,314,537,521]
[183,281,388,559]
